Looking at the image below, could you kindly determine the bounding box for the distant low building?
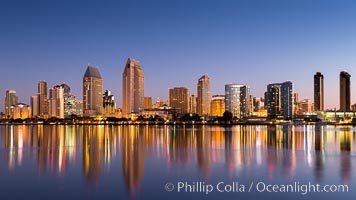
[140,105,179,121]
[153,99,168,108]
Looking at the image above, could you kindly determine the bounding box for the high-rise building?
[225,84,251,118]
[211,95,225,117]
[253,97,264,112]
[265,81,293,119]
[299,99,313,114]
[197,75,211,116]
[190,95,197,113]
[103,90,116,116]
[83,65,103,116]
[61,83,71,96]
[122,58,144,117]
[38,80,48,117]
[5,90,18,118]
[10,103,31,119]
[293,92,300,114]
[30,96,38,117]
[314,72,324,111]
[64,95,83,117]
[169,87,190,114]
[49,85,64,118]
[340,71,351,111]
[144,97,152,109]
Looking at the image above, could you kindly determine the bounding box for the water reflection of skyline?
[0,125,354,194]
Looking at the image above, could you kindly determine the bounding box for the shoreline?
[0,121,354,126]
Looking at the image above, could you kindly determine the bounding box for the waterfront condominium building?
[5,90,18,118]
[169,87,190,114]
[83,65,103,116]
[122,58,144,117]
[225,84,251,118]
[265,81,294,119]
[49,85,65,118]
[211,95,225,117]
[38,80,48,118]
[197,75,211,116]
[314,72,324,111]
[340,71,351,111]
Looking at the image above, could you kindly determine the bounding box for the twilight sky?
[1,0,356,112]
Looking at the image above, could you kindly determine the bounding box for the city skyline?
[2,0,356,111]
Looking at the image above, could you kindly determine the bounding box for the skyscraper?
[103,90,116,116]
[225,84,251,118]
[190,95,197,113]
[10,103,31,119]
[197,75,211,116]
[169,87,190,114]
[38,80,48,118]
[314,72,324,111]
[49,85,64,118]
[30,96,38,117]
[5,90,18,118]
[211,95,225,117]
[340,71,351,111]
[83,65,103,116]
[122,58,144,117]
[265,81,294,119]
[64,95,83,118]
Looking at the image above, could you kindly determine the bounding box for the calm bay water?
[0,125,355,200]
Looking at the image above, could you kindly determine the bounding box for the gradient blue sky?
[1,0,356,112]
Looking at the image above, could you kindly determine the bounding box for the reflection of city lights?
[0,124,355,196]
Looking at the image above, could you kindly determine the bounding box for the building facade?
[225,84,251,118]
[314,72,324,111]
[211,95,225,117]
[169,87,190,114]
[49,85,64,118]
[30,95,38,117]
[190,95,197,114]
[10,103,31,119]
[64,95,83,117]
[122,58,144,117]
[144,97,152,109]
[299,99,313,114]
[103,90,116,116]
[38,80,48,118]
[265,81,294,119]
[5,90,18,118]
[197,75,211,116]
[83,65,103,116]
[340,71,351,111]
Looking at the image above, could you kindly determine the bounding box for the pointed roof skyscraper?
[84,65,102,79]
[83,65,103,116]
